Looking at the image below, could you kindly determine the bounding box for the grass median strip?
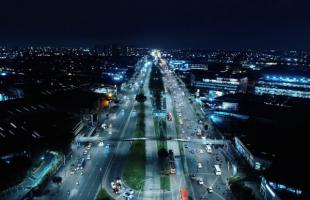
[122,103,145,191]
[173,106,187,174]
[96,188,115,200]
[154,117,170,191]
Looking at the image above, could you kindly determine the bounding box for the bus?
[77,158,86,170]
[167,112,172,121]
[168,149,176,174]
[170,162,176,174]
[214,164,221,175]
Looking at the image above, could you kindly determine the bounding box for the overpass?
[76,136,227,145]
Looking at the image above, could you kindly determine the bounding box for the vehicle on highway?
[101,123,107,129]
[98,141,104,147]
[214,164,222,175]
[77,157,86,170]
[169,149,177,174]
[197,178,204,185]
[189,174,196,180]
[86,143,92,150]
[206,145,212,153]
[198,162,202,169]
[167,112,173,121]
[180,188,189,200]
[196,128,202,137]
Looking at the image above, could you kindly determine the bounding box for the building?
[193,75,248,94]
[255,75,310,99]
[168,60,190,71]
[190,63,208,70]
[234,136,273,171]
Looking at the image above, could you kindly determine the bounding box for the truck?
[167,112,173,121]
[168,149,176,174]
[77,157,86,170]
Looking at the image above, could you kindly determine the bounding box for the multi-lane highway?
[36,54,239,200]
[38,57,150,200]
[161,58,235,200]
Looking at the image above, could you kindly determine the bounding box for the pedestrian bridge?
[77,136,227,145]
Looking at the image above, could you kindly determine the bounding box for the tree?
[135,92,147,103]
[158,148,169,159]
[52,176,62,185]
[228,176,257,200]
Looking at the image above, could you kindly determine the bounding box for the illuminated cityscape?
[1,1,310,200]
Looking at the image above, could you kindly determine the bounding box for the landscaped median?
[96,188,115,200]
[172,106,187,173]
[154,117,170,191]
[122,103,146,190]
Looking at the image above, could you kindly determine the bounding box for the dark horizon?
[1,0,310,50]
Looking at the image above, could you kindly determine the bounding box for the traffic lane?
[184,144,230,200]
[49,144,114,200]
[73,146,109,200]
[105,112,137,196]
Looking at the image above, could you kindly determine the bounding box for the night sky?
[1,0,310,49]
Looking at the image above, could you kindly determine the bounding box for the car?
[184,144,188,148]
[101,123,107,129]
[207,186,213,193]
[70,170,75,175]
[76,181,79,185]
[197,178,204,185]
[206,145,212,153]
[123,192,134,199]
[98,141,104,147]
[189,174,196,180]
[86,143,92,150]
[199,149,204,154]
[83,150,88,155]
[190,149,195,154]
[126,189,134,195]
[80,171,84,175]
[86,154,91,160]
[197,163,202,169]
[105,144,110,149]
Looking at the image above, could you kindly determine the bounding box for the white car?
[199,149,204,154]
[197,178,204,185]
[206,145,212,153]
[98,141,104,147]
[86,154,91,160]
[197,163,202,169]
[101,123,107,129]
[207,186,213,193]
